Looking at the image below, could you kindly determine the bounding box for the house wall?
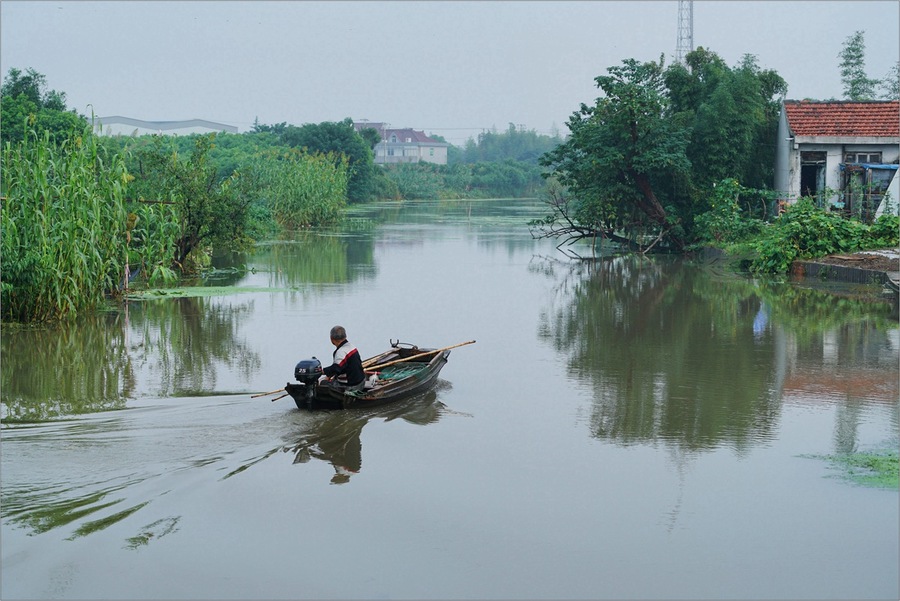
[774,110,791,198]
[777,136,899,204]
[420,145,447,165]
[374,142,448,165]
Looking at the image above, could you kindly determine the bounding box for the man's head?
[330,325,347,345]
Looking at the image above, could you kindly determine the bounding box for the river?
[2,198,898,599]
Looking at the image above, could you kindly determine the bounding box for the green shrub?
[864,213,900,248]
[749,198,869,274]
[694,178,767,244]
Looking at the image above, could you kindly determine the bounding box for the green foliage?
[866,213,900,247]
[357,127,382,150]
[880,61,900,100]
[541,56,692,248]
[127,202,180,286]
[693,178,770,244]
[384,163,445,199]
[666,49,787,191]
[839,31,879,100]
[749,198,874,274]
[1,67,87,146]
[803,451,899,489]
[460,123,562,165]
[382,160,545,199]
[1,127,128,322]
[278,118,377,203]
[130,134,255,271]
[540,48,791,254]
[255,148,349,228]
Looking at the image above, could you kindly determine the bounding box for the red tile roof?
[386,128,445,144]
[784,100,899,137]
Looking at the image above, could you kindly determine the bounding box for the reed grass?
[257,149,349,228]
[1,126,129,321]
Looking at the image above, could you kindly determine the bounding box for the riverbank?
[793,248,900,292]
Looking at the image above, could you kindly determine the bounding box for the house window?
[840,164,897,222]
[390,134,397,143]
[387,148,395,156]
[845,152,882,164]
[429,148,434,156]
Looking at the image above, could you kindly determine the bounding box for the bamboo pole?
[361,348,398,369]
[251,387,285,398]
[367,340,475,371]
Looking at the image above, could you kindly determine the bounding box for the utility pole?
[675,0,694,64]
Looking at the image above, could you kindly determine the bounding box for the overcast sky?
[2,1,898,145]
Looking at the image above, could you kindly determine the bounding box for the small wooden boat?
[285,342,452,410]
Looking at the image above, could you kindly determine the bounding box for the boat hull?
[285,346,450,410]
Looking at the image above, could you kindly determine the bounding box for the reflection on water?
[536,254,899,453]
[1,312,134,421]
[1,388,457,540]
[250,230,376,289]
[279,386,453,484]
[1,296,261,421]
[1,199,897,600]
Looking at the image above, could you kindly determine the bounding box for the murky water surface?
[2,199,898,599]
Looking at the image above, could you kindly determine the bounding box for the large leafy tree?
[0,67,86,145]
[279,118,377,203]
[666,49,786,190]
[133,134,255,270]
[540,56,692,250]
[839,31,879,100]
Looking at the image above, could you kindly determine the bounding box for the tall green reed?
[1,125,128,321]
[256,148,349,229]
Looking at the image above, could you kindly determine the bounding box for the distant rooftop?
[353,121,447,145]
[94,116,239,135]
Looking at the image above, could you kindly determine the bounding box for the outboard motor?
[293,357,323,407]
[294,357,323,385]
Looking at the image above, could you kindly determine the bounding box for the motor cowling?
[294,357,323,386]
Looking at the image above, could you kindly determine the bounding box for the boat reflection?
[282,384,452,484]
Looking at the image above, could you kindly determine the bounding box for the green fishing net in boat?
[376,363,429,381]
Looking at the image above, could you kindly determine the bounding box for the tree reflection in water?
[534,254,898,455]
[1,296,261,421]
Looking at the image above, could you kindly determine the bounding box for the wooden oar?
[251,387,285,399]
[270,393,289,402]
[367,340,476,371]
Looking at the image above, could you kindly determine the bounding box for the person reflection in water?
[320,325,365,391]
[286,388,451,484]
[290,415,364,485]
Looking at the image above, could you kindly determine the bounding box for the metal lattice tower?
[675,0,694,64]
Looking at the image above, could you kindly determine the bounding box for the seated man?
[321,325,365,390]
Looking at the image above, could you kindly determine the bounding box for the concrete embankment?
[793,249,900,293]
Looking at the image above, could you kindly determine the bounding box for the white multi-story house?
[354,122,448,165]
[774,100,899,219]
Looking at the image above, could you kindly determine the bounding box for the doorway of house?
[799,151,827,201]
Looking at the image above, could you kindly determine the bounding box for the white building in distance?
[93,116,238,137]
